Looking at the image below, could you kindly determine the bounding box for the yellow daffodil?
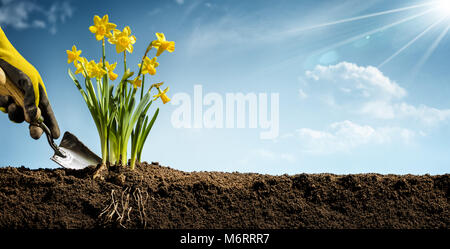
[131,78,142,89]
[66,45,82,64]
[153,86,170,104]
[89,15,117,41]
[152,33,175,57]
[109,26,136,54]
[74,57,88,76]
[139,56,159,75]
[86,60,107,79]
[150,82,164,89]
[104,61,118,81]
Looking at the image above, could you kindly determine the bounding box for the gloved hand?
[0,27,60,139]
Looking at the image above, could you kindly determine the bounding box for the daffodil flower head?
[153,86,170,104]
[86,60,107,79]
[105,61,118,81]
[67,45,82,64]
[131,78,142,89]
[139,56,159,75]
[89,15,117,41]
[151,82,164,89]
[109,26,136,54]
[152,33,175,57]
[74,57,88,76]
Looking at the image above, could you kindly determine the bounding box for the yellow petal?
[156,33,166,41]
[106,23,116,30]
[156,47,164,57]
[167,42,175,52]
[161,94,170,104]
[109,72,118,81]
[124,26,131,35]
[130,35,136,44]
[127,44,134,54]
[116,44,125,53]
[93,15,101,25]
[89,26,97,33]
[151,40,161,49]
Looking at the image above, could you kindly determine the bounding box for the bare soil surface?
[0,163,448,229]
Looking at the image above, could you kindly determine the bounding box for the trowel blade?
[51,132,102,170]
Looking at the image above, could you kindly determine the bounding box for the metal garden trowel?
[49,131,101,170]
[0,67,101,170]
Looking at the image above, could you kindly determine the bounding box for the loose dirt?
[0,163,448,229]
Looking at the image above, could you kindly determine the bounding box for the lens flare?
[436,1,450,16]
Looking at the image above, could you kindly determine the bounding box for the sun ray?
[263,9,435,75]
[378,17,446,68]
[413,22,450,73]
[284,1,438,35]
[318,8,435,54]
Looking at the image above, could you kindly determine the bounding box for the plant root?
[133,187,149,228]
[99,187,131,228]
[99,187,149,228]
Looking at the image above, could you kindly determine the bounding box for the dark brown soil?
[0,163,448,229]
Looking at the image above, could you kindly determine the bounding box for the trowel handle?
[0,67,41,123]
[38,120,65,158]
[0,67,65,157]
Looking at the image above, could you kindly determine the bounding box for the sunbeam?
[319,8,435,54]
[378,16,446,68]
[285,1,438,34]
[264,8,435,75]
[413,22,450,73]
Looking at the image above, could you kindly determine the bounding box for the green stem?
[121,146,128,167]
[102,39,106,68]
[123,52,127,100]
[141,75,145,100]
[123,51,127,73]
[101,132,108,164]
[102,39,109,163]
[130,154,137,170]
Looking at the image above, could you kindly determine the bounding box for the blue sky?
[0,0,449,175]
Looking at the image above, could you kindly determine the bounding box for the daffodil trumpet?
[67,14,174,170]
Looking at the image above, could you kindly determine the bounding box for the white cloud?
[305,62,406,100]
[303,62,450,126]
[395,103,450,125]
[360,101,450,125]
[360,100,395,119]
[0,0,74,34]
[175,0,184,5]
[297,120,415,154]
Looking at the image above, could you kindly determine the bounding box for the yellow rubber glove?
[0,26,60,139]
